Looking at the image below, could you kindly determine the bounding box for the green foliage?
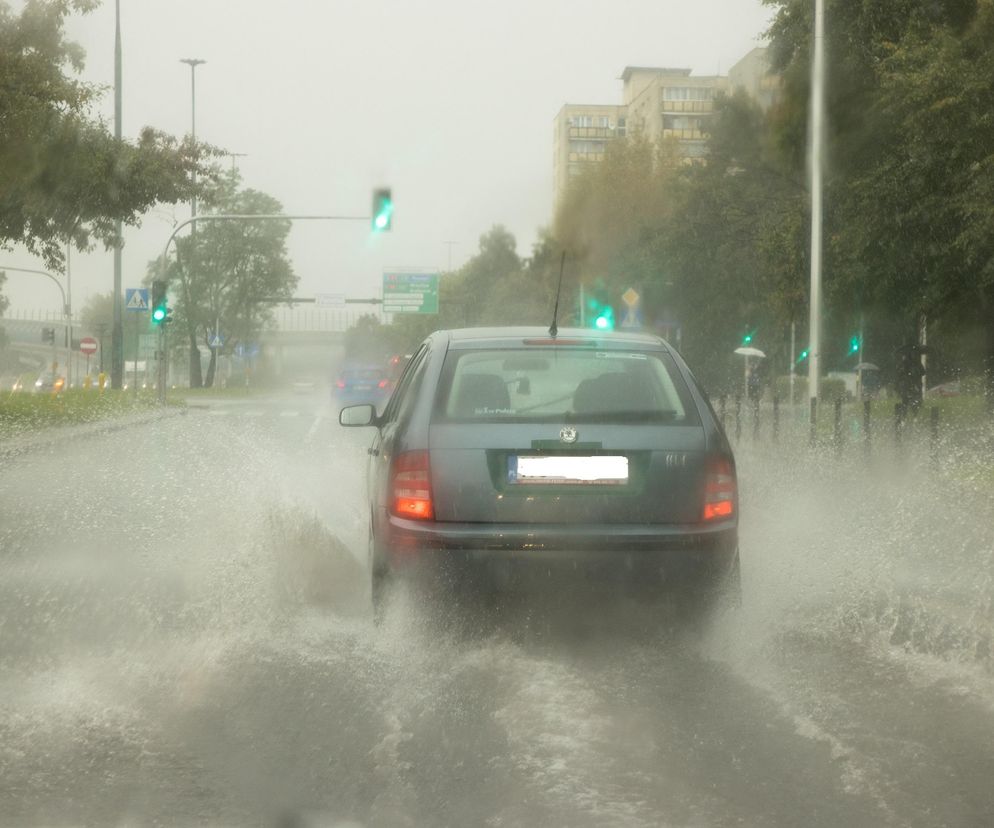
[0,388,162,438]
[154,170,298,387]
[819,377,848,403]
[0,1,217,274]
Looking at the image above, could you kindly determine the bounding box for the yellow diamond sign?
[622,287,640,307]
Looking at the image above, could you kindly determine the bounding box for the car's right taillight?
[336,379,346,389]
[702,455,736,521]
[390,450,434,521]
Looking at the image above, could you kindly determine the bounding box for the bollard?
[734,397,742,442]
[863,398,872,453]
[834,398,843,453]
[772,395,780,443]
[929,406,940,465]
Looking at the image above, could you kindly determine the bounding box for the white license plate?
[508,455,629,485]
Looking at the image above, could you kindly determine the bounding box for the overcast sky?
[2,0,772,314]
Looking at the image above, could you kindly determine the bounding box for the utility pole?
[181,58,205,387]
[807,0,826,441]
[443,240,457,271]
[111,0,124,389]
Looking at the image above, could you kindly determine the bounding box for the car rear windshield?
[434,348,701,425]
[342,369,385,381]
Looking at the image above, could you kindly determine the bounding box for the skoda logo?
[559,426,578,444]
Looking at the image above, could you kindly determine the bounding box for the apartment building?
[553,48,777,209]
[552,103,628,207]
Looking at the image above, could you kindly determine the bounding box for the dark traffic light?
[371,188,393,232]
[41,327,55,344]
[151,280,167,324]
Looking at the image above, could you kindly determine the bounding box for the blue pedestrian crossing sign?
[125,288,149,312]
[209,333,223,348]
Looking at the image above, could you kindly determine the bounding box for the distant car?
[928,381,961,397]
[333,366,392,408]
[340,327,740,621]
[292,377,318,394]
[33,372,65,394]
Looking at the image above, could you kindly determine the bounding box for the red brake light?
[703,455,736,521]
[336,379,346,389]
[390,450,433,521]
[378,379,389,389]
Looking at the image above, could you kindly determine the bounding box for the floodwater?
[1,392,992,826]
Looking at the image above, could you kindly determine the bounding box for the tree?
[0,1,215,281]
[157,171,297,387]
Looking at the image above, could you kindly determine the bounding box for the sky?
[1,0,773,316]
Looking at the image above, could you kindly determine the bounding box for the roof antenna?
[549,250,566,338]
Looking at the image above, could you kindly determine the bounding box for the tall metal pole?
[790,320,796,406]
[65,240,72,388]
[111,0,124,389]
[180,58,205,386]
[807,0,826,440]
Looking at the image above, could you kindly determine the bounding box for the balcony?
[568,127,615,139]
[660,99,714,114]
[662,128,706,141]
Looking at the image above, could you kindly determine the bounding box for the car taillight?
[390,450,433,521]
[336,379,346,389]
[702,455,736,521]
[378,379,389,389]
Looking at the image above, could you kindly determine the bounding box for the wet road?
[1,391,992,826]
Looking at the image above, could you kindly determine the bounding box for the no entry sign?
[79,337,98,355]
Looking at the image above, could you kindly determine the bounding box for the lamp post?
[180,58,205,387]
[807,0,826,442]
[111,0,124,389]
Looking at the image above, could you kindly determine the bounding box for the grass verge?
[0,389,182,438]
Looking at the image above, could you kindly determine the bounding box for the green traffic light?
[848,335,860,354]
[796,348,810,364]
[152,307,166,322]
[371,188,393,232]
[595,315,610,330]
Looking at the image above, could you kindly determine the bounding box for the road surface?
[1,389,992,826]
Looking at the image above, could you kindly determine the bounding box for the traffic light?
[41,327,55,344]
[151,280,167,324]
[585,294,615,330]
[847,335,861,355]
[741,328,756,346]
[371,188,393,232]
[796,348,810,364]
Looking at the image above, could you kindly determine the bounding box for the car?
[333,365,392,409]
[33,372,65,394]
[292,376,318,394]
[928,380,961,397]
[339,327,740,621]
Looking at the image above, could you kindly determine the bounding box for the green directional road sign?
[382,272,439,314]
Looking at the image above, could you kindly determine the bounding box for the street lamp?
[180,58,206,219]
[180,57,205,388]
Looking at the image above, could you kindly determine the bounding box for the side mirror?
[339,403,377,427]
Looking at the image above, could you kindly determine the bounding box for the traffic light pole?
[156,213,373,402]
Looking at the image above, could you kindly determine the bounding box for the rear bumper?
[381,516,737,586]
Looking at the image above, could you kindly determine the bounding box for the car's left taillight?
[390,450,433,520]
[702,455,736,521]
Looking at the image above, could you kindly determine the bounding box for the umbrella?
[734,346,766,358]
[854,362,879,371]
